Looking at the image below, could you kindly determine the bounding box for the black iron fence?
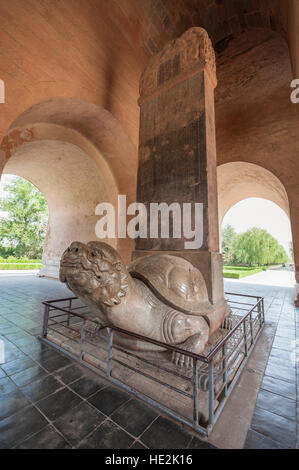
[39,292,265,436]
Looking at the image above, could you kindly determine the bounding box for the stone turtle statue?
[60,241,230,367]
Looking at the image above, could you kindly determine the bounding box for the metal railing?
[39,292,265,436]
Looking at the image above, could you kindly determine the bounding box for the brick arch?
[217,162,290,228]
[0,98,138,274]
[0,97,137,199]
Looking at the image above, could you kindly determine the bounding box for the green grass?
[224,266,256,271]
[0,257,41,263]
[0,263,42,270]
[0,257,42,269]
[223,266,264,279]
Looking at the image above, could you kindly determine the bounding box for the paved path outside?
[0,270,40,276]
[0,273,298,449]
[228,269,295,288]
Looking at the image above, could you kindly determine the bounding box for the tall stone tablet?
[134,27,228,329]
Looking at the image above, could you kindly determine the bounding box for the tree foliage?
[221,226,289,267]
[289,242,294,261]
[0,176,48,259]
[221,224,237,265]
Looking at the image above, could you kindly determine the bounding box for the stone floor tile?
[1,356,36,376]
[36,387,82,421]
[110,398,158,438]
[261,375,296,400]
[0,406,48,448]
[53,364,86,384]
[244,429,284,449]
[255,389,296,421]
[10,364,48,387]
[265,363,296,384]
[140,416,192,449]
[21,374,63,402]
[68,374,107,398]
[0,376,18,395]
[54,401,106,445]
[130,440,148,449]
[42,354,72,372]
[88,385,131,416]
[27,347,61,363]
[251,406,296,448]
[77,419,134,449]
[17,425,71,449]
[188,437,216,449]
[0,389,31,420]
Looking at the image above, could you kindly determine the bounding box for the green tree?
[0,176,48,258]
[289,242,294,261]
[232,228,289,267]
[221,224,237,265]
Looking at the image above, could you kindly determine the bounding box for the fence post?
[106,329,114,377]
[258,300,263,328]
[222,344,227,397]
[67,298,72,326]
[193,359,199,426]
[249,312,254,346]
[80,320,86,361]
[243,320,248,356]
[208,360,214,426]
[42,305,50,338]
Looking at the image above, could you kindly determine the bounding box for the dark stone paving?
[0,274,298,449]
[230,280,299,449]
[0,274,214,449]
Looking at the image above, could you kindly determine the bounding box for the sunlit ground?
[227,269,295,288]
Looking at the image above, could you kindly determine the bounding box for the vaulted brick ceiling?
[141,0,288,56]
[0,0,289,147]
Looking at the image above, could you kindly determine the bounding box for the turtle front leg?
[171,316,209,368]
[221,313,235,331]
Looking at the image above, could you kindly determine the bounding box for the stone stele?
[134,27,230,332]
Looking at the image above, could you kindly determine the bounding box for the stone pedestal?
[38,263,59,279]
[133,28,229,332]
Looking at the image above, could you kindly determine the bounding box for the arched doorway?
[217,162,290,228]
[222,198,292,256]
[217,162,294,289]
[2,140,117,277]
[0,97,138,277]
[0,174,48,266]
[220,198,295,280]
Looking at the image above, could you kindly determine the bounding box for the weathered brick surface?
[141,0,287,56]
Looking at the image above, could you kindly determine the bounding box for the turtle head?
[60,241,129,307]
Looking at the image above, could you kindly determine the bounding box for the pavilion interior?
[0,0,298,450]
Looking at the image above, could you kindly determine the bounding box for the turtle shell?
[128,254,212,315]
